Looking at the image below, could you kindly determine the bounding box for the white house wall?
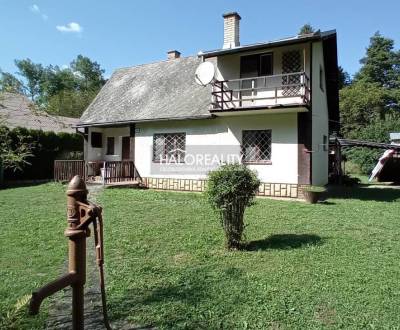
[311,41,329,185]
[87,126,130,161]
[134,114,298,184]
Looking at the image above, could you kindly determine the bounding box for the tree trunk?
[222,200,246,250]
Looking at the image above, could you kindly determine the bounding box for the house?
[75,12,339,198]
[0,92,79,133]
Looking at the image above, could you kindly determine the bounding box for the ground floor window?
[91,132,102,148]
[242,130,272,164]
[153,133,186,162]
[106,137,115,155]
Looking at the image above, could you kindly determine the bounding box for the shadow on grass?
[245,234,323,251]
[327,185,400,202]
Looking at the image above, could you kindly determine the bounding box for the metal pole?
[65,175,89,330]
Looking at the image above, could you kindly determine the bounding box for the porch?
[54,160,142,186]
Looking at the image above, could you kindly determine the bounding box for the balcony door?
[240,53,273,106]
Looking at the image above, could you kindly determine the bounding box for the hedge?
[3,127,83,180]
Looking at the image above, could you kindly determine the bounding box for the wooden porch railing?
[54,160,142,185]
[54,160,85,182]
[101,161,142,184]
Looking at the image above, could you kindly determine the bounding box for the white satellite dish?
[195,61,215,86]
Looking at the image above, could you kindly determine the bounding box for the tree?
[340,32,400,175]
[338,66,351,89]
[46,89,99,118]
[13,55,106,117]
[299,24,315,35]
[0,71,24,94]
[354,32,400,89]
[14,59,45,101]
[71,55,105,91]
[205,164,260,250]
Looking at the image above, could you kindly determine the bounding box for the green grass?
[1,183,400,329]
[0,183,67,329]
[100,186,400,329]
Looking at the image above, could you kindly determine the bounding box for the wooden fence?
[54,160,141,184]
[54,160,85,182]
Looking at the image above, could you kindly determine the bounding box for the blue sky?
[1,0,399,78]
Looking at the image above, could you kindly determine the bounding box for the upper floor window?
[240,53,273,78]
[106,137,115,155]
[242,130,272,164]
[91,132,102,148]
[153,133,186,162]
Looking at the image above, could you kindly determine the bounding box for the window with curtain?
[242,130,272,163]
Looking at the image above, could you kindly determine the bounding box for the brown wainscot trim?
[142,177,307,199]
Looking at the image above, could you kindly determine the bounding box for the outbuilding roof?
[0,92,79,133]
[78,56,212,127]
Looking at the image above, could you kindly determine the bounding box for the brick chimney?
[167,50,181,60]
[223,12,241,49]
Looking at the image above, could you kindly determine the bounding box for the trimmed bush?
[3,126,83,180]
[205,164,260,250]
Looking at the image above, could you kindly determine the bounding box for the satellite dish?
[195,61,215,86]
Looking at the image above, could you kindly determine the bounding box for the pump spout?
[29,272,77,315]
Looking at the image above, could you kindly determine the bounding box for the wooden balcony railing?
[54,160,142,185]
[211,72,310,111]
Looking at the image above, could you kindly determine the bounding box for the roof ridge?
[114,55,198,73]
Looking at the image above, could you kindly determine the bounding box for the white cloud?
[29,4,48,20]
[56,22,82,33]
[30,4,40,13]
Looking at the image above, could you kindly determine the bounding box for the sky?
[1,0,400,78]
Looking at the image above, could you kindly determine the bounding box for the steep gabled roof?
[0,92,79,133]
[78,56,212,127]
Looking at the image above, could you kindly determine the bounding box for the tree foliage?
[0,71,24,94]
[4,55,106,117]
[338,66,351,89]
[298,24,315,35]
[355,32,400,89]
[205,164,260,250]
[0,125,32,173]
[340,32,400,174]
[14,59,45,101]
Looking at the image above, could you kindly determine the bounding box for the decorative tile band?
[142,177,305,199]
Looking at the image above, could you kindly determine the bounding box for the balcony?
[211,72,310,113]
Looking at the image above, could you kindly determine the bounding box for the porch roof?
[78,56,212,127]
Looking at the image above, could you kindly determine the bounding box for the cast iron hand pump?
[29,175,111,330]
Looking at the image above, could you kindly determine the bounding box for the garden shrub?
[2,126,83,180]
[205,164,260,250]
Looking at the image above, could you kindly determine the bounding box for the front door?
[122,136,130,160]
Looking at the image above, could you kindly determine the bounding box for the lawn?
[1,183,400,329]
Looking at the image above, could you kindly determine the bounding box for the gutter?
[74,114,214,128]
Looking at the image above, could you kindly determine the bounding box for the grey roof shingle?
[0,92,79,133]
[79,56,212,126]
